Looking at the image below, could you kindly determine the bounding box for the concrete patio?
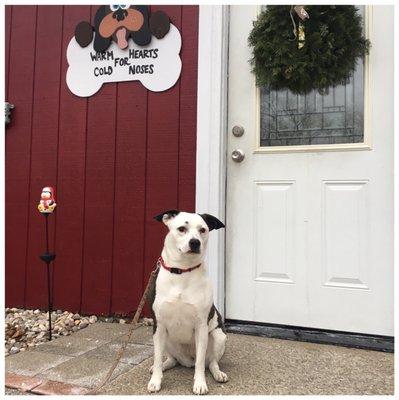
[5,322,394,395]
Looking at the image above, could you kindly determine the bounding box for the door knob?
[231,149,245,163]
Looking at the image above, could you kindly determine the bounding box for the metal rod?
[44,214,52,341]
[45,213,49,253]
[47,261,52,341]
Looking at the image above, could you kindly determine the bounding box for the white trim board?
[196,5,229,315]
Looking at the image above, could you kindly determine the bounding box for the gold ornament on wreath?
[290,5,309,49]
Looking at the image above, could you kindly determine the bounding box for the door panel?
[321,180,369,290]
[253,181,296,285]
[226,5,393,335]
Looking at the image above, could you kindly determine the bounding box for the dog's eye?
[199,227,207,234]
[110,5,120,11]
[120,4,130,9]
[177,226,186,233]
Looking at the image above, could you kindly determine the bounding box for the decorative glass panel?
[260,6,366,147]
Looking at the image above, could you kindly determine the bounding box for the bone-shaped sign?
[66,24,181,97]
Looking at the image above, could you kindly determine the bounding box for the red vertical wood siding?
[24,6,64,309]
[52,6,91,312]
[179,6,199,211]
[143,6,182,313]
[5,6,12,99]
[110,81,147,315]
[5,5,199,315]
[80,5,118,315]
[5,6,38,307]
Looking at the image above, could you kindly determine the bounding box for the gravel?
[5,308,99,357]
[5,308,153,357]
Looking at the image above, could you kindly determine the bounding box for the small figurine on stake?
[38,186,57,340]
[38,186,57,213]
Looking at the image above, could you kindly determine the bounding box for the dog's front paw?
[193,378,208,395]
[147,378,161,393]
[213,370,228,383]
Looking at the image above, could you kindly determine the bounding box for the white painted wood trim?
[196,5,229,315]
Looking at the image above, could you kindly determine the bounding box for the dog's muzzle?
[113,9,128,22]
[188,238,201,253]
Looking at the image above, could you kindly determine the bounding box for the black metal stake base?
[39,213,56,341]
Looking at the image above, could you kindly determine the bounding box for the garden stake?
[39,213,56,341]
[38,187,57,341]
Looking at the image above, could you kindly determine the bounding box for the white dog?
[147,210,227,395]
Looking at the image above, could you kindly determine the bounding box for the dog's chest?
[154,272,211,343]
[161,297,196,343]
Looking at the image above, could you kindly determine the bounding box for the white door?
[226,5,393,336]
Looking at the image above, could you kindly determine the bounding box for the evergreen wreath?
[248,5,370,94]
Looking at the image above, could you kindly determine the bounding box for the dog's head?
[95,5,144,50]
[154,210,225,259]
[75,5,170,53]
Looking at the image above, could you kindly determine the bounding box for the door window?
[260,6,366,147]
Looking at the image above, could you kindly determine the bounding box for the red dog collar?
[158,256,201,275]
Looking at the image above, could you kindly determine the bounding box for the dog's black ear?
[149,10,170,39]
[75,21,93,47]
[94,5,109,29]
[200,214,225,231]
[93,5,112,52]
[154,210,180,223]
[131,5,152,46]
[93,34,112,53]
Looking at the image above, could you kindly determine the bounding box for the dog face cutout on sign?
[66,5,182,97]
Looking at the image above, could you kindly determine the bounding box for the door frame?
[196,5,229,315]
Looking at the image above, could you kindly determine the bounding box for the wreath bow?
[290,5,309,48]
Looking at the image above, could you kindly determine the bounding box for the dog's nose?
[189,239,201,252]
[113,9,127,21]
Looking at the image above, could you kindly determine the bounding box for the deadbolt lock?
[232,125,244,137]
